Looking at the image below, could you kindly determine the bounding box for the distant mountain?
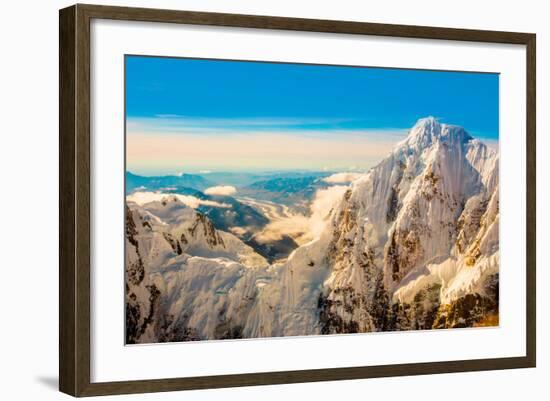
[126,172,214,193]
[193,172,266,187]
[240,174,331,212]
[126,117,499,343]
[259,171,332,180]
[247,176,325,193]
[194,171,332,187]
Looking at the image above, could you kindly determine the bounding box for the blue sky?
[125,55,499,175]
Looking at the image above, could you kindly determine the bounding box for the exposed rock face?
[125,206,163,343]
[125,117,499,343]
[312,117,499,333]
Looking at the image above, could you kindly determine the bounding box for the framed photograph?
[59,4,536,397]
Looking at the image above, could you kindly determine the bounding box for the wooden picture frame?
[59,3,536,397]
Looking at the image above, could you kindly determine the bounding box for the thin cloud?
[254,185,348,245]
[204,185,237,196]
[129,115,360,133]
[127,191,231,209]
[323,172,364,184]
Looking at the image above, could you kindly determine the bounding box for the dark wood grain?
[59,3,537,397]
[59,5,76,396]
[75,4,92,395]
[60,5,92,396]
[79,3,533,44]
[78,356,533,397]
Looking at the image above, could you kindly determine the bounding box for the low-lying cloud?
[254,185,349,245]
[308,185,349,238]
[323,172,364,184]
[204,185,237,196]
[254,215,310,245]
[229,226,248,236]
[127,191,231,209]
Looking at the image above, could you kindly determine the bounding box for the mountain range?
[125,117,499,343]
[126,171,214,193]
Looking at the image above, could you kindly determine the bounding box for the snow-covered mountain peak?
[324,117,499,319]
[404,117,473,152]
